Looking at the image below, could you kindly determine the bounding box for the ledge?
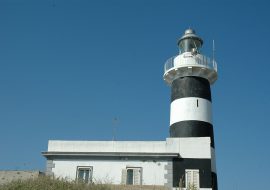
[42,151,180,158]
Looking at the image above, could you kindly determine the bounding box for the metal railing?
[164,55,217,73]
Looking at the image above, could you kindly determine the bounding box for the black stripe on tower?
[170,121,215,147]
[212,172,218,190]
[171,76,211,102]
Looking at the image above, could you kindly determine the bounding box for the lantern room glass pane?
[179,38,202,53]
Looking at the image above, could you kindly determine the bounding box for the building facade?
[43,29,218,190]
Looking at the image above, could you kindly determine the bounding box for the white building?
[43,29,218,190]
[43,138,213,188]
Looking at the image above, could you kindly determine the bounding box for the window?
[76,166,93,183]
[185,169,200,190]
[121,167,142,185]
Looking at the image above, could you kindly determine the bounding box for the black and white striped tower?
[164,29,218,190]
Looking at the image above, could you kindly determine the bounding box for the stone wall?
[0,170,44,185]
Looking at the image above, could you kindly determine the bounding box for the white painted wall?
[52,159,168,185]
[165,138,211,159]
[179,138,211,158]
[170,97,212,125]
[48,141,167,153]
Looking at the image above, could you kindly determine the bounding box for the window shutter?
[133,168,141,185]
[185,169,200,190]
[121,169,127,184]
[186,170,192,188]
[193,170,199,189]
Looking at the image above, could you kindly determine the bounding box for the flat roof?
[42,151,180,158]
[43,138,212,159]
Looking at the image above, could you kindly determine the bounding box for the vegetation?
[0,176,167,190]
[187,183,198,190]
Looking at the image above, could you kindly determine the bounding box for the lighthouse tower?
[164,29,218,190]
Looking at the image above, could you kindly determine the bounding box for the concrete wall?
[52,158,169,185]
[166,137,211,159]
[48,140,168,153]
[0,170,43,185]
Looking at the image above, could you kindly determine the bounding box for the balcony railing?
[164,55,217,73]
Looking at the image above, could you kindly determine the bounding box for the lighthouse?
[164,29,218,190]
[43,28,218,190]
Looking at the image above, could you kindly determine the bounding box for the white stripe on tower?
[170,97,212,125]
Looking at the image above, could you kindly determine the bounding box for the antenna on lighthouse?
[112,117,118,141]
[213,39,215,63]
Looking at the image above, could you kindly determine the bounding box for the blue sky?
[0,0,270,189]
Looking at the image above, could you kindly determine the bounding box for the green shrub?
[0,176,112,190]
[0,176,168,190]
